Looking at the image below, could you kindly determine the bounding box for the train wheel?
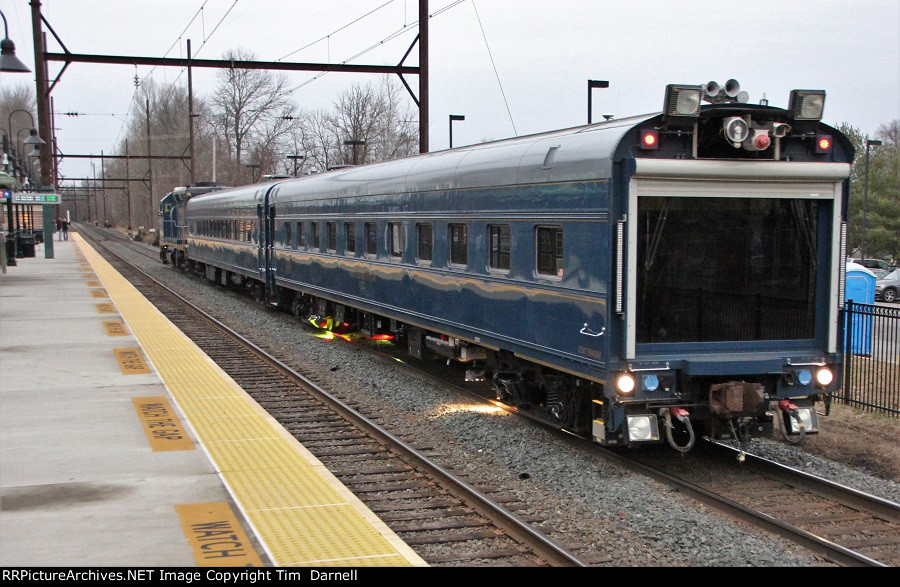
[251,282,266,303]
[290,295,305,319]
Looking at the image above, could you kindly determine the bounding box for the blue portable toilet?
[845,262,875,355]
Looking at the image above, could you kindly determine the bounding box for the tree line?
[838,120,899,265]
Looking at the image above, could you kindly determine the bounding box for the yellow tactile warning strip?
[176,502,264,566]
[132,396,195,451]
[114,347,152,374]
[73,235,427,567]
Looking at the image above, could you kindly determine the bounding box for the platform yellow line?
[74,235,427,567]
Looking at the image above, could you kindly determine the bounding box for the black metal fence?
[840,300,900,418]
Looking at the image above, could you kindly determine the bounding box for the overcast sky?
[2,0,898,182]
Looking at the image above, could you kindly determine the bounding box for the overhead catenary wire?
[111,1,239,152]
[471,0,516,137]
[290,0,466,93]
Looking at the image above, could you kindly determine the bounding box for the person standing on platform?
[62,220,69,241]
[56,219,62,241]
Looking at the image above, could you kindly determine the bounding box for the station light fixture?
[0,10,31,73]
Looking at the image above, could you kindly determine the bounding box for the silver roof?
[190,113,655,212]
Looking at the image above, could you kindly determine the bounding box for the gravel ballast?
[110,238,899,566]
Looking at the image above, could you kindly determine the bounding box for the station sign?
[10,192,62,204]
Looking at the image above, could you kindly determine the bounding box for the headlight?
[788,407,819,433]
[797,369,812,386]
[627,415,660,442]
[815,367,834,387]
[616,373,636,395]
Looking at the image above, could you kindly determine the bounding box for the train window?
[327,222,337,251]
[298,222,306,248]
[345,222,356,254]
[417,223,433,261]
[245,220,253,242]
[449,223,468,266]
[312,222,321,249]
[284,222,292,248]
[365,222,377,256]
[536,226,563,277]
[488,224,510,271]
[389,223,403,258]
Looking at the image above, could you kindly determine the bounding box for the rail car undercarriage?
[182,260,820,455]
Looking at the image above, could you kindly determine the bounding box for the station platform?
[0,235,427,568]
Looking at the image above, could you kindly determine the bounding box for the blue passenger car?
[183,81,854,452]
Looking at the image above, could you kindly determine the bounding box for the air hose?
[664,407,695,454]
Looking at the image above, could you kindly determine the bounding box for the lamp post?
[587,79,609,124]
[0,9,31,73]
[344,140,366,165]
[449,114,465,149]
[860,138,882,260]
[1,10,32,268]
[287,154,305,177]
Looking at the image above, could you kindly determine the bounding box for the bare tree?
[210,48,296,183]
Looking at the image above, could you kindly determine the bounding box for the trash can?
[18,233,35,258]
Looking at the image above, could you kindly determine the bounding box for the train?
[159,80,854,453]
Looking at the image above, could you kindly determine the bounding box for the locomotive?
[158,181,228,267]
[160,80,853,453]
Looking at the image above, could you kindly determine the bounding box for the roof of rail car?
[186,113,654,213]
[186,183,274,213]
[279,114,652,202]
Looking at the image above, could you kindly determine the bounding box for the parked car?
[875,269,900,303]
[855,258,896,272]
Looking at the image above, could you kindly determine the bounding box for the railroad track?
[623,442,900,567]
[82,225,900,566]
[77,225,592,567]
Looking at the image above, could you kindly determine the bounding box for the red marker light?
[754,133,771,150]
[640,130,659,150]
[815,135,832,153]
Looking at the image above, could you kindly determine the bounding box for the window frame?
[416,222,433,262]
[365,222,378,256]
[535,225,563,278]
[345,222,356,255]
[487,223,511,272]
[449,223,468,267]
[388,222,404,258]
